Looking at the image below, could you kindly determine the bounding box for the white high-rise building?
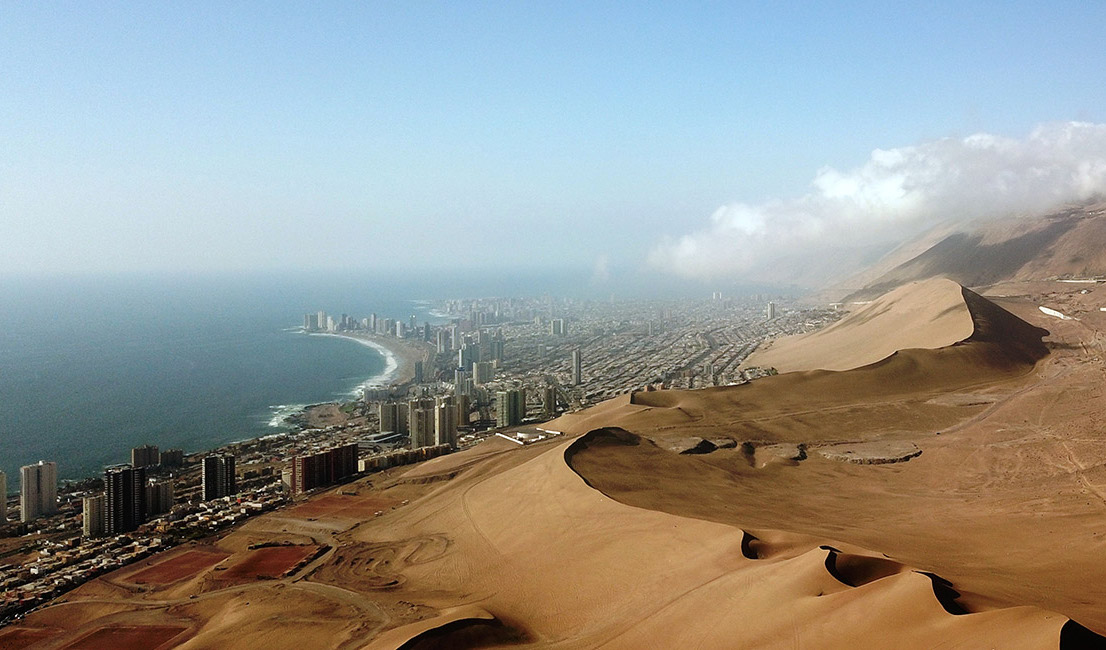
[20,461,58,523]
[472,361,494,385]
[83,494,106,537]
[0,471,6,522]
[434,396,457,448]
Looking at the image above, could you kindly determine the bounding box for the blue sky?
[2,2,1105,283]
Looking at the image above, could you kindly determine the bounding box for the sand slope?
[361,430,1068,649]
[747,278,976,372]
[747,277,1050,373]
[844,202,1106,301]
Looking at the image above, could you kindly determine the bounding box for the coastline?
[311,330,431,389]
[277,331,433,430]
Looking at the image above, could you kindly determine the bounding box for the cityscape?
[0,292,837,625]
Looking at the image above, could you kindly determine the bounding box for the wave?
[306,332,400,395]
[267,403,308,428]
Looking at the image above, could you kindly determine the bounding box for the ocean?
[0,272,451,484]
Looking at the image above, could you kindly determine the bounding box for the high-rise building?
[489,338,505,363]
[0,471,6,522]
[550,319,567,336]
[82,494,106,538]
[455,393,471,426]
[410,407,435,449]
[105,464,147,534]
[767,301,777,320]
[379,402,401,434]
[146,478,175,516]
[318,311,328,332]
[435,396,457,448]
[159,448,184,468]
[20,461,58,523]
[472,361,494,385]
[543,386,557,419]
[458,343,479,369]
[496,389,526,428]
[571,349,583,386]
[436,329,448,354]
[202,455,237,501]
[290,443,358,494]
[131,444,159,468]
[414,360,424,384]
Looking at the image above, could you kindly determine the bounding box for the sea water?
[0,272,448,482]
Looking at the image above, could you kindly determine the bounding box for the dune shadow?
[397,616,530,650]
[1060,619,1106,650]
[917,571,969,615]
[819,546,904,588]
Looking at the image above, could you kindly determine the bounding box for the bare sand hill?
[7,281,1106,649]
[746,277,977,372]
[843,201,1106,301]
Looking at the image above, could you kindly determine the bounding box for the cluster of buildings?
[81,453,233,539]
[304,310,434,342]
[376,395,466,450]
[414,293,838,412]
[2,485,287,625]
[301,294,833,463]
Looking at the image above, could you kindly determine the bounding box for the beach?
[312,331,433,388]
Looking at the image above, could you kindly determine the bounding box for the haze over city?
[4,3,1106,285]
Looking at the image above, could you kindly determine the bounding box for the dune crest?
[745,277,1046,373]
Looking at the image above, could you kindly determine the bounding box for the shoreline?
[311,330,431,389]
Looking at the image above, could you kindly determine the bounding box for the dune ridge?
[745,277,1047,373]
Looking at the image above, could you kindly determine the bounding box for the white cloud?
[591,254,611,284]
[649,122,1106,283]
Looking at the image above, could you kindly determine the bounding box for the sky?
[3,2,1106,288]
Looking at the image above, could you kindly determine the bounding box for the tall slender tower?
[20,461,58,523]
[435,398,457,448]
[0,470,7,522]
[83,494,106,537]
[104,464,147,534]
[202,455,237,501]
[571,349,582,386]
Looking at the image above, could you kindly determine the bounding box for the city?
[0,293,838,625]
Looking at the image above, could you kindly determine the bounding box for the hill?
[838,201,1106,301]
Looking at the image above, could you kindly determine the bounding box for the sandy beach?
[310,331,432,388]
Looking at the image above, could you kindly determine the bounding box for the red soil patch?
[128,548,230,585]
[288,494,399,520]
[0,626,60,648]
[60,625,185,650]
[217,545,318,582]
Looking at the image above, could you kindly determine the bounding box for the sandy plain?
[4,277,1106,648]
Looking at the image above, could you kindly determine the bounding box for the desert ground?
[3,277,1106,648]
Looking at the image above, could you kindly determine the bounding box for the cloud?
[649,122,1106,283]
[591,254,611,284]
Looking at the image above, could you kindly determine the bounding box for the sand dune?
[746,277,1049,373]
[746,277,977,372]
